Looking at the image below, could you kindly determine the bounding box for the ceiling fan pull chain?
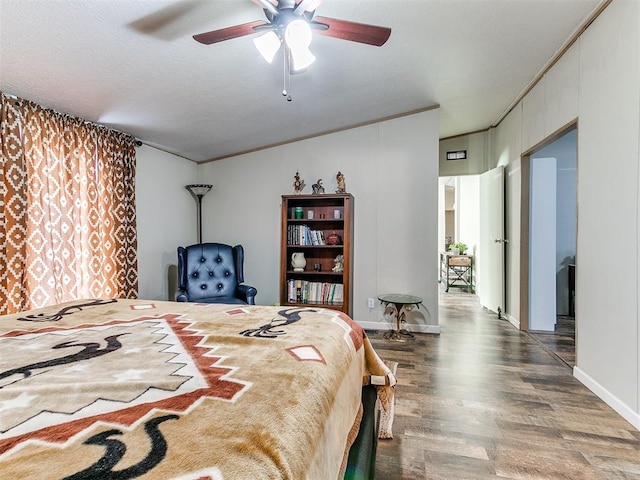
[282,46,287,96]
[282,47,292,102]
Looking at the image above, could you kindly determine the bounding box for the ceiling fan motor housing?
[264,5,314,32]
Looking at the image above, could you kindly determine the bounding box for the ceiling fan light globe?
[284,18,312,50]
[290,46,316,71]
[253,31,282,63]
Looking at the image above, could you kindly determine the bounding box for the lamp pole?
[185,184,212,244]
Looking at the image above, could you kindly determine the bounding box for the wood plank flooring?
[529,316,576,367]
[368,288,640,479]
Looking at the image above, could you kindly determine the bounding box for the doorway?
[438,175,480,290]
[438,176,481,251]
[522,126,577,367]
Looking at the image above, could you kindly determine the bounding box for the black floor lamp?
[185,184,212,244]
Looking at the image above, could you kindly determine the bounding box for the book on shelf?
[287,225,326,246]
[285,279,344,305]
[333,284,343,304]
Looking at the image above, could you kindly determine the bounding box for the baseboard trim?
[573,366,640,430]
[357,321,441,335]
[504,313,519,329]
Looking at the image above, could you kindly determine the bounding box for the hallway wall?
[497,1,640,429]
[440,1,640,429]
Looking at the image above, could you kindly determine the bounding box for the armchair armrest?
[236,284,257,305]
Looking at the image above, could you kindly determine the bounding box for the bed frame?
[344,385,380,479]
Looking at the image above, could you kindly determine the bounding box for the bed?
[0,298,395,479]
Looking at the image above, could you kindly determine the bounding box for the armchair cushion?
[176,243,257,305]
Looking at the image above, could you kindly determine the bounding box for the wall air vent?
[446,150,467,160]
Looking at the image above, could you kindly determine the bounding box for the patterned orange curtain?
[0,92,138,314]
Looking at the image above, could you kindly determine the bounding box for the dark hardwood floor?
[368,288,640,479]
[528,316,576,367]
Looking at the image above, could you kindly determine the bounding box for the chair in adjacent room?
[176,243,257,305]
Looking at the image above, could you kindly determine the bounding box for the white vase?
[291,252,306,271]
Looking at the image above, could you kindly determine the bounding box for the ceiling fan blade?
[294,0,322,15]
[251,0,280,16]
[312,16,391,46]
[193,20,268,44]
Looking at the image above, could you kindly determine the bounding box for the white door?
[479,166,505,315]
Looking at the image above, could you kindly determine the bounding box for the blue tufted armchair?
[176,243,257,305]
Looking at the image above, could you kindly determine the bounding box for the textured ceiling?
[0,0,603,162]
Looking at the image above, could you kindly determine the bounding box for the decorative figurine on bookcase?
[326,231,342,245]
[332,254,344,273]
[312,179,325,194]
[335,171,346,193]
[293,170,305,194]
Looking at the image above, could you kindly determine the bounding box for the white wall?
[197,109,441,333]
[439,131,488,176]
[573,0,639,429]
[437,179,456,253]
[528,157,557,331]
[135,145,197,300]
[493,109,522,328]
[455,175,480,258]
[504,154,521,328]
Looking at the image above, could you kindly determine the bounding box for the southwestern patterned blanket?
[0,299,395,479]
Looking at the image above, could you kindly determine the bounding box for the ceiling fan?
[193,0,391,72]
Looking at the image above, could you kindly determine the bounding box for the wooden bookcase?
[280,194,354,316]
